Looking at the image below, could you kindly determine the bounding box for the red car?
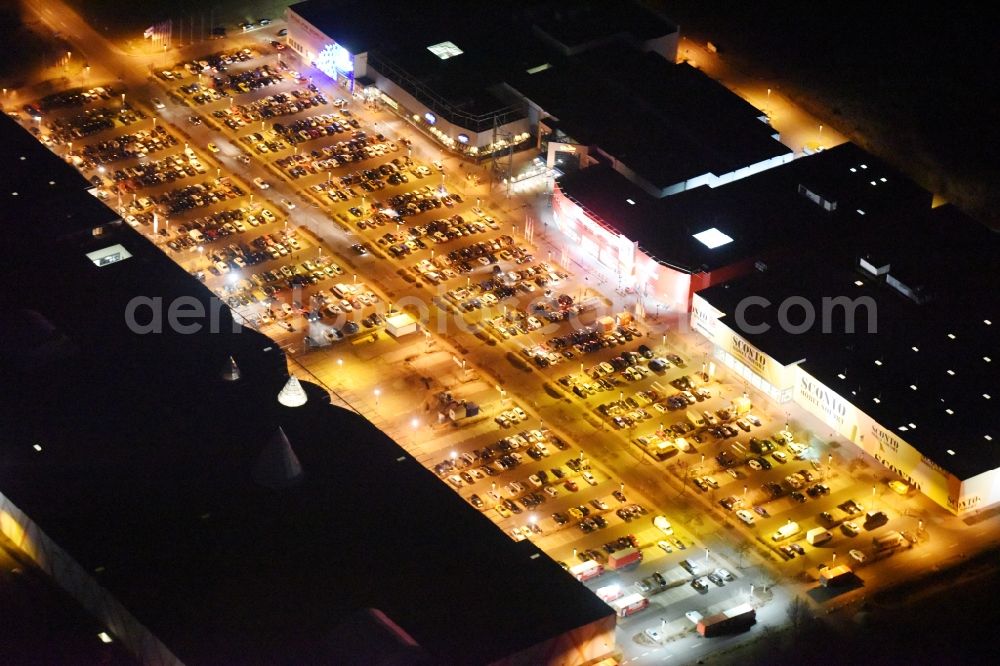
[563,480,579,492]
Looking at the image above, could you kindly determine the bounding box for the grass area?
[652,0,1000,228]
[0,7,58,87]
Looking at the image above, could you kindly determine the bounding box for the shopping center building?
[0,114,616,664]
[285,0,679,154]
[691,203,999,516]
[547,142,928,316]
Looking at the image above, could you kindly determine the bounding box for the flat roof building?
[0,114,615,664]
[285,0,679,153]
[691,202,999,515]
[549,142,930,315]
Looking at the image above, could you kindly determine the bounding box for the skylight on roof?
[427,41,463,59]
[86,244,132,267]
[693,228,733,249]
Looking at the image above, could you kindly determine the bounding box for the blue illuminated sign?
[316,43,354,79]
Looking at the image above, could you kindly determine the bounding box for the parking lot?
[15,24,964,662]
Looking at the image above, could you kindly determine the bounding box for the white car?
[151,97,165,109]
[772,451,788,464]
[653,515,673,534]
[849,549,867,563]
[736,509,756,525]
[842,521,860,536]
[280,303,294,317]
[582,470,597,486]
[748,458,763,471]
[281,198,296,211]
[512,407,527,421]
[644,627,665,643]
[543,486,559,498]
[656,539,673,553]
[253,177,269,189]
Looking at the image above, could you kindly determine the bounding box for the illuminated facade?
[691,292,1000,516]
[552,184,752,314]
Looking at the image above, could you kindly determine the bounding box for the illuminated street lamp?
[374,388,381,407]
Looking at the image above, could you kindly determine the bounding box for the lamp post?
[374,388,381,407]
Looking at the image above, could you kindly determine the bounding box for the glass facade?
[714,346,793,403]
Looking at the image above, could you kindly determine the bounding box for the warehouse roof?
[556,143,930,274]
[696,204,999,479]
[0,116,613,664]
[511,49,790,191]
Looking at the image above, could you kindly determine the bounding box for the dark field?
[656,0,1000,228]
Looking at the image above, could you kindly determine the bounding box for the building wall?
[491,613,616,666]
[370,73,529,149]
[0,490,181,665]
[285,7,334,64]
[643,32,679,62]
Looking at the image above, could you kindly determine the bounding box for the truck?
[819,508,850,527]
[873,530,904,550]
[806,527,833,546]
[569,560,604,582]
[610,592,650,618]
[819,564,854,587]
[595,584,624,603]
[771,521,801,541]
[697,603,756,637]
[607,547,643,570]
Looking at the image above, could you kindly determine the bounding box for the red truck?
[697,603,756,637]
[607,547,643,570]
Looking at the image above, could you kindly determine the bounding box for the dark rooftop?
[291,0,552,128]
[510,49,790,191]
[531,0,677,52]
[556,143,931,274]
[290,0,678,132]
[0,115,612,664]
[696,204,999,480]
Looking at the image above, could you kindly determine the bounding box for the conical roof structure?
[220,355,241,381]
[253,427,304,489]
[277,375,307,407]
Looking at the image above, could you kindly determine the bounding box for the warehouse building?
[0,114,616,665]
[692,203,999,515]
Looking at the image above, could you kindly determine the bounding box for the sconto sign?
[731,335,766,373]
[870,424,901,454]
[797,376,848,425]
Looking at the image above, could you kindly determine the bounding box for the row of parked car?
[78,126,178,166]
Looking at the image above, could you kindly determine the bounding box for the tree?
[735,540,753,569]
[786,595,809,634]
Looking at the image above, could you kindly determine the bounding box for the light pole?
[374,388,381,407]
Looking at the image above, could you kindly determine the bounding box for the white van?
[806,527,833,546]
[771,521,801,541]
